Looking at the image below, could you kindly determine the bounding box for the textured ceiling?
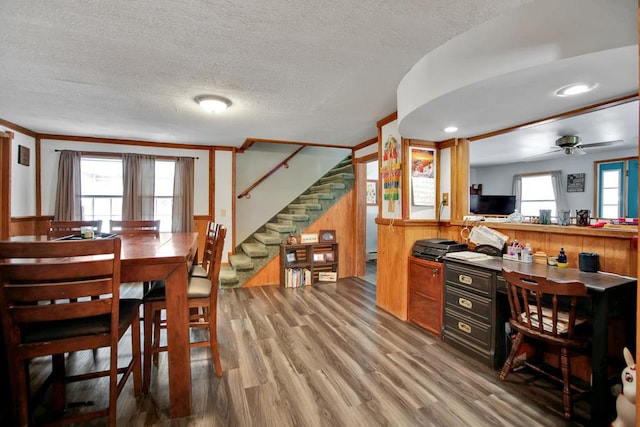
[0,0,530,147]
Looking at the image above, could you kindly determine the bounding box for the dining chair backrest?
[0,238,122,352]
[49,219,103,238]
[207,225,226,287]
[502,268,588,342]
[110,219,160,236]
[200,222,222,276]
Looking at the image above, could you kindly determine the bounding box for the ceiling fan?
[552,135,623,155]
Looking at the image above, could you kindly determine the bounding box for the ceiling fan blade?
[573,148,587,156]
[520,148,563,162]
[580,139,623,149]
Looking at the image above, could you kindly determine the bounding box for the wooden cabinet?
[407,256,443,337]
[442,259,508,369]
[280,243,338,287]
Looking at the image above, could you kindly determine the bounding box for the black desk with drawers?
[441,255,636,426]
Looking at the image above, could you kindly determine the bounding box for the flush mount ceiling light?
[195,95,232,113]
[443,126,458,133]
[554,82,598,97]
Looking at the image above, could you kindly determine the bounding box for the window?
[519,173,557,218]
[81,158,123,232]
[596,158,638,218]
[80,157,175,232]
[154,160,175,232]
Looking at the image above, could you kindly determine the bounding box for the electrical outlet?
[442,192,449,206]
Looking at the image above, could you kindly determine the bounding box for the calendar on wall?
[410,147,436,207]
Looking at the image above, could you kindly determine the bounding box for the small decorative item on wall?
[17,145,30,166]
[319,229,336,243]
[567,173,585,192]
[366,180,378,205]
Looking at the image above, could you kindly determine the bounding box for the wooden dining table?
[7,232,199,419]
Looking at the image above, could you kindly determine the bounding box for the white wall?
[439,147,451,220]
[40,139,210,216]
[366,160,378,255]
[471,147,637,212]
[2,126,37,216]
[235,144,350,243]
[214,150,233,262]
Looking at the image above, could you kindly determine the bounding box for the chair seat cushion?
[520,305,587,334]
[143,277,212,302]
[21,299,142,343]
[190,264,208,278]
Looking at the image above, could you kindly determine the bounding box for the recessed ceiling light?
[195,95,232,113]
[555,82,597,97]
[443,126,458,133]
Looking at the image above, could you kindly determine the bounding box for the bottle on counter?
[557,247,568,267]
[522,243,533,263]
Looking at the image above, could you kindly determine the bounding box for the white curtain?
[172,157,194,232]
[511,174,522,213]
[122,153,155,220]
[54,150,82,220]
[551,170,569,213]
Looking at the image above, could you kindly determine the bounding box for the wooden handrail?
[237,145,306,199]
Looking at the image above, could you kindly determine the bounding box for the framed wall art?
[567,173,585,192]
[366,180,378,205]
[18,145,30,166]
[319,230,336,243]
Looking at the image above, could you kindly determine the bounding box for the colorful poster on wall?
[380,120,402,218]
[382,135,400,212]
[410,147,436,207]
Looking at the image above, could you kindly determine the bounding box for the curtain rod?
[54,149,199,160]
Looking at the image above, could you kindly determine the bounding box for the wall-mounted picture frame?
[366,180,378,205]
[319,229,336,243]
[313,253,325,262]
[567,173,585,192]
[300,233,319,243]
[18,145,30,166]
[325,251,335,262]
[286,252,296,263]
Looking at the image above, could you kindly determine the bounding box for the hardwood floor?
[3,277,597,426]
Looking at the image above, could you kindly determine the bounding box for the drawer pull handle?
[458,274,473,285]
[458,297,473,309]
[457,321,472,334]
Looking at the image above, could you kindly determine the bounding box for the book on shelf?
[285,267,311,288]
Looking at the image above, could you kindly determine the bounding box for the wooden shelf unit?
[280,242,339,287]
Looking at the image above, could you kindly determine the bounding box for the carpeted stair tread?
[254,232,282,245]
[319,172,354,184]
[277,213,310,222]
[309,183,346,193]
[265,223,296,233]
[241,242,269,258]
[299,193,334,201]
[229,254,254,271]
[288,203,321,211]
[220,266,239,286]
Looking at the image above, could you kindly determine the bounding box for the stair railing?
[237,145,306,199]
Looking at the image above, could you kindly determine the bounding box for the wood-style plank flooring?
[4,275,597,426]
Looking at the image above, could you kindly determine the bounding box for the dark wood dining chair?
[190,221,222,278]
[499,268,591,420]
[143,225,226,392]
[0,238,142,426]
[110,219,161,294]
[109,219,160,236]
[49,219,103,238]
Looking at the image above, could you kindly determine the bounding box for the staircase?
[221,156,354,288]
